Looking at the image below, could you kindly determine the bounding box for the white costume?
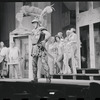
[8,46,21,78]
[63,29,78,74]
[9,47,20,63]
[55,40,63,74]
[48,43,57,74]
[63,40,72,74]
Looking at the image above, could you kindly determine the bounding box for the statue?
[16,12,23,28]
[11,5,55,35]
[11,5,42,35]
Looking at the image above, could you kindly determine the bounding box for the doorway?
[80,25,90,68]
[94,22,100,68]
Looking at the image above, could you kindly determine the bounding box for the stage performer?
[54,35,64,74]
[31,17,52,82]
[47,36,57,74]
[68,28,79,74]
[0,42,9,78]
[8,41,21,79]
[63,28,78,74]
[63,30,72,74]
[30,5,54,82]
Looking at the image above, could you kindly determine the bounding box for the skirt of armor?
[31,45,40,79]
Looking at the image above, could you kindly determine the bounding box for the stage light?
[49,92,55,95]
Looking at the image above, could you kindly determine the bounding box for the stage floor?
[0,78,100,86]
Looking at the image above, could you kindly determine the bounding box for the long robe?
[8,46,21,78]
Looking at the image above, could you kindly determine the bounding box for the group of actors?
[30,17,79,82]
[0,4,80,82]
[0,41,21,79]
[0,19,79,81]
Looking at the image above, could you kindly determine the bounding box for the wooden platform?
[38,78,100,86]
[41,68,100,81]
[49,74,100,80]
[77,68,100,74]
[0,68,100,86]
[0,78,31,82]
[0,78,100,86]
[40,68,100,86]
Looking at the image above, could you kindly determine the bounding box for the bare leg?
[56,61,61,74]
[48,58,54,75]
[63,56,71,74]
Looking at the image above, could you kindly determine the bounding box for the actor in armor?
[30,5,54,82]
[31,18,51,82]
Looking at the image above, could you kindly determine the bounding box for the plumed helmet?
[32,17,39,23]
[39,4,55,26]
[31,17,42,26]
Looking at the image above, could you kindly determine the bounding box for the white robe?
[63,32,78,74]
[8,47,20,63]
[0,47,9,61]
[48,43,57,74]
[8,46,21,78]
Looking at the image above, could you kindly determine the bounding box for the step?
[41,74,100,80]
[77,68,100,74]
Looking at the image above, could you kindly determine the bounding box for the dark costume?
[0,58,7,78]
[31,27,50,82]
